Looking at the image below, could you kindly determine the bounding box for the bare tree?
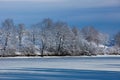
[81,26,100,45]
[35,18,54,57]
[0,19,17,56]
[0,18,114,57]
[1,19,15,51]
[115,31,120,47]
[53,22,73,55]
[17,24,25,48]
[71,27,82,55]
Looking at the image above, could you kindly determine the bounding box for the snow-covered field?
[0,56,120,80]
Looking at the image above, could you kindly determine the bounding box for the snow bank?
[0,55,120,59]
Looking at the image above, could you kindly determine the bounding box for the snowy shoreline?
[0,55,120,59]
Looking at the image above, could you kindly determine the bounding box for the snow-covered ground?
[0,56,120,80]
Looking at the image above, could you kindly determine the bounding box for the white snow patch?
[15,52,21,55]
[98,44,108,49]
[34,51,41,55]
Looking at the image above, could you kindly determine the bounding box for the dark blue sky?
[0,0,120,36]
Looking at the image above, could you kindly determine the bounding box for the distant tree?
[53,22,74,55]
[71,27,83,55]
[30,25,37,45]
[0,18,115,57]
[0,19,17,56]
[17,24,25,48]
[115,31,120,47]
[36,18,53,57]
[98,33,109,45]
[1,19,15,51]
[81,26,99,44]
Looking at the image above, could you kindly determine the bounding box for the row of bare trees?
[0,18,119,57]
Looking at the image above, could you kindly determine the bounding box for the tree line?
[0,18,120,57]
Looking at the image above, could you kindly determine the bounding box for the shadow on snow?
[0,68,120,80]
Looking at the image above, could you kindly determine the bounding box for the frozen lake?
[0,56,120,80]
